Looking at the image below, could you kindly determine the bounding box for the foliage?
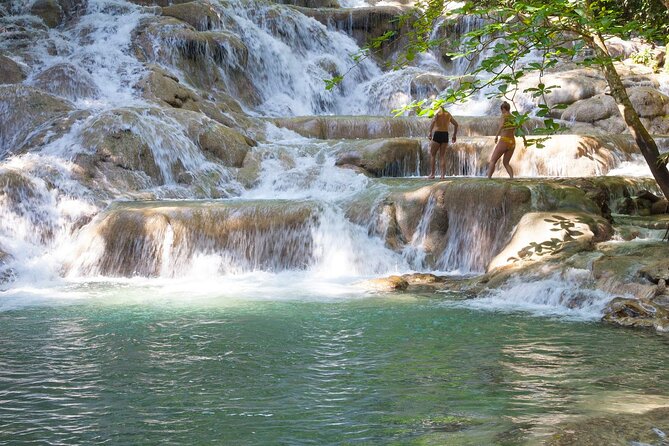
[630,47,660,72]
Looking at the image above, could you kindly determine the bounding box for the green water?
[1,294,668,445]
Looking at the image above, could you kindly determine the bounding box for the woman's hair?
[500,101,511,111]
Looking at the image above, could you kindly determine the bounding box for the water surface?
[1,292,668,445]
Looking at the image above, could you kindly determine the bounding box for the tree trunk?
[589,35,669,199]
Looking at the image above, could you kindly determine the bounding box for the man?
[427,106,458,179]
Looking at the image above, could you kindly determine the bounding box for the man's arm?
[450,116,458,143]
[428,117,436,140]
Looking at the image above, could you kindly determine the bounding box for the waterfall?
[0,0,663,324]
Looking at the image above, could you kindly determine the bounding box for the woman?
[487,101,516,179]
[427,106,458,179]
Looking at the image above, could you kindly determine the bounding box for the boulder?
[640,260,669,284]
[602,297,669,331]
[335,138,423,177]
[649,116,669,134]
[365,275,409,291]
[627,86,669,118]
[164,108,252,167]
[297,6,407,50]
[0,85,73,156]
[133,17,256,106]
[561,94,619,123]
[162,1,222,31]
[30,0,64,28]
[274,0,340,7]
[67,200,318,277]
[79,111,164,183]
[32,63,100,101]
[487,212,611,271]
[519,69,606,108]
[0,55,26,84]
[410,73,451,100]
[651,199,669,215]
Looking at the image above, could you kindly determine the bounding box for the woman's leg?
[502,146,515,178]
[486,142,507,178]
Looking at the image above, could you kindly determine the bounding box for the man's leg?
[428,141,439,178]
[439,143,447,179]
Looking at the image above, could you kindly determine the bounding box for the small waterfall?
[402,193,437,269]
[436,186,515,273]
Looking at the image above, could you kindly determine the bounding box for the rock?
[67,200,318,277]
[547,407,669,445]
[31,0,64,27]
[0,85,73,156]
[650,199,669,215]
[615,197,636,215]
[0,55,26,84]
[519,69,606,107]
[80,110,164,183]
[196,120,250,167]
[410,73,451,100]
[627,86,669,118]
[401,273,445,285]
[561,94,619,123]
[162,1,222,31]
[138,65,201,108]
[136,65,252,130]
[637,189,662,203]
[639,261,669,284]
[382,180,533,271]
[298,6,407,51]
[366,275,409,291]
[133,17,256,106]
[602,296,669,331]
[335,138,423,177]
[649,115,669,134]
[487,212,611,271]
[592,116,627,134]
[274,0,340,7]
[32,63,100,101]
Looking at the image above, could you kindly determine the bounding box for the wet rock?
[602,297,669,331]
[136,65,252,131]
[133,17,256,106]
[547,406,669,445]
[561,94,619,123]
[639,261,669,284]
[650,199,669,215]
[32,63,100,101]
[627,86,669,118]
[409,73,451,100]
[299,6,407,51]
[67,201,318,277]
[0,55,27,84]
[401,273,446,285]
[30,0,64,28]
[274,0,340,7]
[0,85,73,156]
[335,138,423,177]
[615,197,636,215]
[164,108,252,167]
[162,1,222,31]
[365,275,409,291]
